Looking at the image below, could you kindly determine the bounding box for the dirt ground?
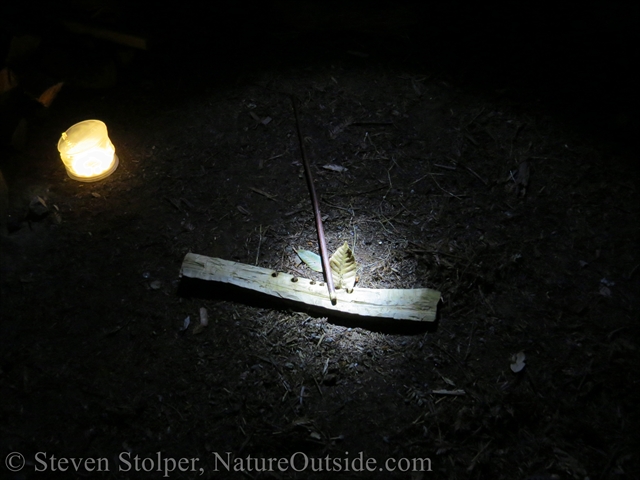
[1,2,638,479]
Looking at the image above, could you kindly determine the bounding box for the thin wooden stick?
[291,96,337,304]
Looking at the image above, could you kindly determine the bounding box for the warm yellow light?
[57,120,119,182]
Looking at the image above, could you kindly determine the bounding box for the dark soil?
[1,2,638,479]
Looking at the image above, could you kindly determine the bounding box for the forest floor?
[1,2,638,479]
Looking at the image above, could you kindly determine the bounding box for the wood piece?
[291,96,337,303]
[63,21,149,50]
[180,253,440,322]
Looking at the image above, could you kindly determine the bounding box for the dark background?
[1,0,636,160]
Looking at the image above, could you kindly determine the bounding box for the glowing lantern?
[57,120,119,182]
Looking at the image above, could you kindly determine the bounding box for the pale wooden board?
[180,253,440,322]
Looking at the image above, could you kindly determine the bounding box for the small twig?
[410,172,445,185]
[577,358,594,391]
[465,165,488,185]
[410,173,429,185]
[382,158,398,199]
[163,400,185,421]
[446,156,488,186]
[406,248,465,261]
[352,225,357,255]
[251,354,284,375]
[284,206,306,217]
[431,342,470,380]
[383,169,393,199]
[465,106,486,127]
[250,187,278,202]
[469,439,493,466]
[325,185,387,197]
[377,219,393,235]
[429,173,465,199]
[322,199,357,214]
[313,376,323,397]
[349,121,394,127]
[463,132,479,146]
[434,163,457,170]
[463,321,476,362]
[164,196,183,211]
[255,225,263,266]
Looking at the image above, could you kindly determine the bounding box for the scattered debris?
[507,160,531,197]
[193,307,208,335]
[346,50,369,58]
[236,205,251,215]
[600,278,615,287]
[28,196,49,218]
[179,316,190,332]
[249,111,272,126]
[322,164,348,173]
[249,187,278,201]
[510,351,526,373]
[599,278,615,296]
[599,285,612,297]
[432,389,466,396]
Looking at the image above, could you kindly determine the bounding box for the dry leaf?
[330,242,357,292]
[38,82,64,107]
[296,249,323,272]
